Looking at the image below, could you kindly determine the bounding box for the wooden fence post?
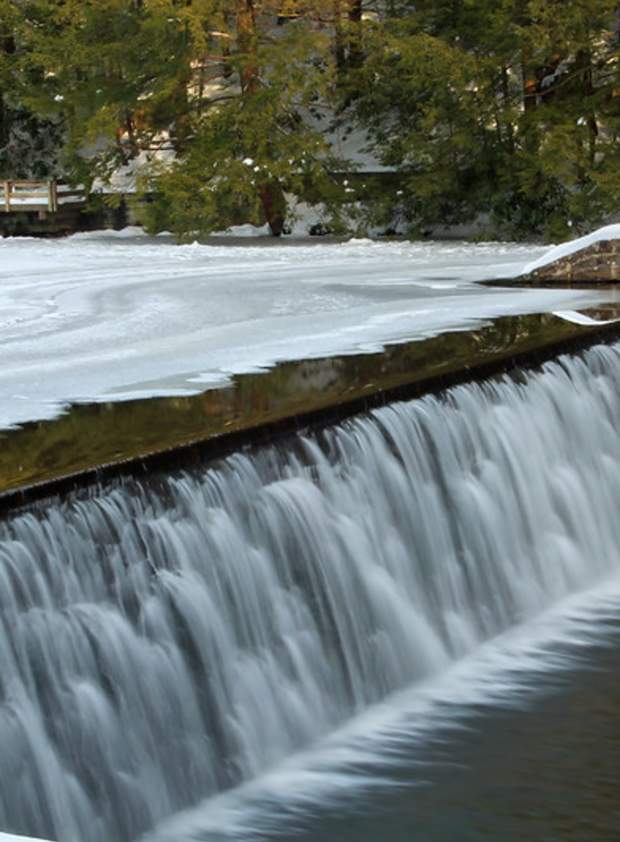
[3,181,10,213]
[48,179,58,213]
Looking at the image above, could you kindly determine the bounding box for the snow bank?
[523,224,620,274]
[70,225,148,240]
[210,199,350,238]
[211,223,271,238]
[0,231,608,430]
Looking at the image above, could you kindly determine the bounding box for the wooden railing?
[1,180,86,214]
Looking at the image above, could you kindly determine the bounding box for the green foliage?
[140,23,346,238]
[350,0,620,240]
[5,0,620,239]
[0,105,63,178]
[6,0,348,236]
[10,0,198,179]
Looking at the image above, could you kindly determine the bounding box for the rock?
[518,226,620,284]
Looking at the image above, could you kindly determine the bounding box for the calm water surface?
[275,617,620,842]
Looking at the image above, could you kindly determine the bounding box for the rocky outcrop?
[519,238,620,283]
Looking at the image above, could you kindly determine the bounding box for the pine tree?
[0,0,64,178]
[515,0,620,236]
[0,1,15,160]
[10,0,200,180]
[8,0,620,239]
[351,0,620,239]
[7,0,346,236]
[140,10,345,238]
[351,3,521,232]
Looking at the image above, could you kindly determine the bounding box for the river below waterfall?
[149,585,620,842]
[1,340,619,842]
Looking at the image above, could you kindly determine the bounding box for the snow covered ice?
[0,228,610,430]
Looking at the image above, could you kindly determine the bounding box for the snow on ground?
[523,224,620,274]
[0,229,611,430]
[211,222,272,237]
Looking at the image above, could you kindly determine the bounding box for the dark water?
[280,613,620,842]
[2,310,617,498]
[143,588,620,842]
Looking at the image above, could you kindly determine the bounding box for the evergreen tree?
[351,0,620,239]
[0,0,14,154]
[7,0,345,236]
[0,0,64,178]
[10,0,200,179]
[140,6,345,237]
[5,0,620,239]
[515,0,620,237]
[351,3,520,232]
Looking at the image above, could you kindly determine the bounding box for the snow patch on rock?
[211,223,272,238]
[552,310,619,327]
[523,225,620,274]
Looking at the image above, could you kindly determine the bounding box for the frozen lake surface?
[0,229,608,429]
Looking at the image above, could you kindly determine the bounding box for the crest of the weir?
[1,341,620,842]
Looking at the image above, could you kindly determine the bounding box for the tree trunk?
[333,0,346,71]
[236,0,258,94]
[521,48,538,112]
[236,0,286,236]
[0,35,15,166]
[575,48,598,167]
[515,1,537,112]
[347,0,363,68]
[501,65,515,153]
[259,181,286,236]
[0,92,6,153]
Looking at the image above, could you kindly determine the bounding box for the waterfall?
[1,342,620,842]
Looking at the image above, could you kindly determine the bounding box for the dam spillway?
[1,341,620,842]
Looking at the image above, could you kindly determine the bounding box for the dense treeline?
[355,0,620,240]
[1,0,620,240]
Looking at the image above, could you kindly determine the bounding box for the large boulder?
[519,225,620,283]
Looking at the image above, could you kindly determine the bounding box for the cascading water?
[1,341,620,842]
